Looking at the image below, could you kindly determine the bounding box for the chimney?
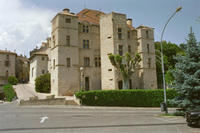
[127,18,132,26]
[63,8,70,13]
[42,42,47,47]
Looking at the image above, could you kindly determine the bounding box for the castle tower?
[137,26,158,89]
[100,12,138,90]
[51,9,80,96]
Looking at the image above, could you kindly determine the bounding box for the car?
[186,110,200,127]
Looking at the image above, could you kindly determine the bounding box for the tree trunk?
[122,77,129,89]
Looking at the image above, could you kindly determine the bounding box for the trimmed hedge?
[3,84,17,102]
[35,73,51,93]
[8,76,18,85]
[75,89,178,107]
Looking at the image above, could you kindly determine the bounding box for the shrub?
[35,73,51,93]
[75,89,178,107]
[8,76,18,85]
[3,84,17,102]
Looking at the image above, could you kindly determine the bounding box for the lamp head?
[80,67,84,71]
[176,6,182,12]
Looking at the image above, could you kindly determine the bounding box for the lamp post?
[160,6,182,114]
[80,67,84,91]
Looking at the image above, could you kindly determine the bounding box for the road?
[0,103,199,133]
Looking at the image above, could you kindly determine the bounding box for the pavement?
[0,102,199,133]
[13,84,51,101]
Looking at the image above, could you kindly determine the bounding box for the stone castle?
[29,8,157,96]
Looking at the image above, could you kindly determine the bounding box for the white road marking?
[40,116,48,123]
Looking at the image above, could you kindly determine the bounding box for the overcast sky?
[0,0,199,57]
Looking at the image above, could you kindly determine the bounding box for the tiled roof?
[77,9,105,25]
[127,25,136,30]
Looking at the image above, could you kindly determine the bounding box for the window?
[146,30,149,38]
[83,25,89,33]
[84,57,90,67]
[5,60,10,67]
[65,18,71,23]
[118,28,122,39]
[6,55,9,60]
[148,58,151,68]
[83,40,89,49]
[52,35,55,47]
[32,68,34,77]
[94,57,101,67]
[127,31,130,39]
[53,59,55,69]
[86,26,89,33]
[118,45,123,55]
[85,77,89,91]
[128,45,131,53]
[147,44,150,53]
[83,25,85,32]
[66,58,71,67]
[42,70,45,74]
[66,35,70,46]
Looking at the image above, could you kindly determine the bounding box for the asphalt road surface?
[0,102,199,133]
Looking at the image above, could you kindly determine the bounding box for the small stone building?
[0,50,17,86]
[29,8,158,96]
[0,50,30,87]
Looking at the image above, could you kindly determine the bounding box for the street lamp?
[160,6,182,114]
[80,67,84,91]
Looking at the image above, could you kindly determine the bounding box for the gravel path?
[13,84,51,101]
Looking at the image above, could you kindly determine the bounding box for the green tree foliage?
[170,28,200,111]
[3,84,17,102]
[165,70,174,86]
[35,73,51,93]
[108,53,141,89]
[155,41,184,88]
[8,76,18,85]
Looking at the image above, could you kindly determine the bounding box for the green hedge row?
[75,89,178,107]
[3,84,17,102]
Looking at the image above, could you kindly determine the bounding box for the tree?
[35,73,51,93]
[108,53,141,89]
[8,76,18,85]
[170,28,200,111]
[155,41,184,88]
[165,70,174,87]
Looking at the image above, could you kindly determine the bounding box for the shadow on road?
[0,122,186,131]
